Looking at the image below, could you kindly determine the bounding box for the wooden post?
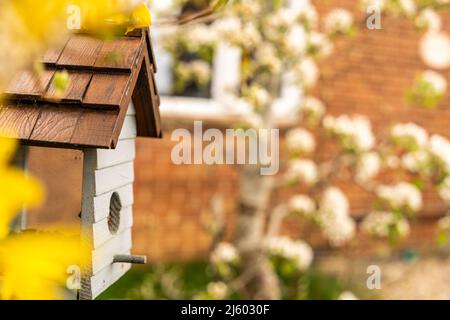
[10,145,29,233]
[113,254,147,264]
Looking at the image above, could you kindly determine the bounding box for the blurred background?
[23,0,450,299]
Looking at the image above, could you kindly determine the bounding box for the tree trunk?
[234,165,280,299]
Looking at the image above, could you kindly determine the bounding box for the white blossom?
[265,236,313,271]
[320,187,349,218]
[438,214,450,231]
[324,8,354,35]
[338,291,359,300]
[376,182,423,212]
[276,7,298,26]
[207,282,228,299]
[174,60,211,88]
[356,152,381,183]
[239,23,262,50]
[190,60,211,83]
[286,159,319,186]
[244,84,270,109]
[186,24,218,46]
[361,211,410,238]
[213,16,242,36]
[324,114,375,152]
[214,17,262,49]
[415,9,442,31]
[233,0,262,17]
[244,112,264,129]
[301,96,326,121]
[386,155,401,169]
[391,122,428,150]
[255,43,281,73]
[265,8,298,40]
[294,3,318,29]
[321,214,356,247]
[285,25,307,55]
[286,128,316,155]
[289,195,316,217]
[429,134,450,173]
[401,150,430,173]
[293,58,319,88]
[420,31,450,70]
[438,177,450,203]
[318,187,356,247]
[361,0,386,9]
[150,0,178,16]
[421,70,447,95]
[307,32,333,57]
[210,242,239,265]
[399,0,417,16]
[301,96,325,118]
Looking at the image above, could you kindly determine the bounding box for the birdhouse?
[0,28,161,299]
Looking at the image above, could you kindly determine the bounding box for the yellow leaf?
[0,232,89,300]
[0,136,17,168]
[127,3,152,34]
[0,168,43,240]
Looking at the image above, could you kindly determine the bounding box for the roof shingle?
[0,28,161,149]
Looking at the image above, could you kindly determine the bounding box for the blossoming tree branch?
[156,0,450,300]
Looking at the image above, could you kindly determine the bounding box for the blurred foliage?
[98,261,367,300]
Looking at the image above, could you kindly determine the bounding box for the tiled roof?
[0,28,161,149]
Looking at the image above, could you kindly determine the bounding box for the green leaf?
[437,231,448,247]
[52,70,70,97]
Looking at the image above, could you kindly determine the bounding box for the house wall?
[28,1,450,262]
[131,2,450,261]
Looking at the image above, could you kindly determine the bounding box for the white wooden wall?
[79,103,137,300]
[10,146,29,232]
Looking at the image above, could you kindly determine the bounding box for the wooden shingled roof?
[0,28,161,149]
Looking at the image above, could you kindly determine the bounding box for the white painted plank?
[10,146,29,232]
[96,139,136,170]
[92,184,134,223]
[92,206,133,248]
[91,256,131,299]
[92,228,132,274]
[94,161,134,196]
[80,149,135,299]
[127,102,136,116]
[119,115,137,140]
